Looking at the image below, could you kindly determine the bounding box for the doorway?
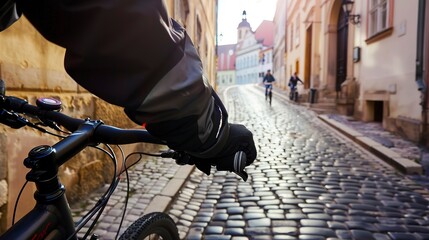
[336,7,348,92]
[304,25,312,89]
[374,101,384,122]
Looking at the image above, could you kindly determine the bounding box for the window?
[290,22,294,51]
[368,0,390,37]
[295,60,300,75]
[295,15,300,47]
[175,0,189,27]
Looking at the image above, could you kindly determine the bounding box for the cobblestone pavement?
[167,85,429,240]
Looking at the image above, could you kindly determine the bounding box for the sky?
[218,0,278,45]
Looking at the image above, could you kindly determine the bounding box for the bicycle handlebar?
[1,95,164,145]
[0,90,250,181]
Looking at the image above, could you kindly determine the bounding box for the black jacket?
[1,0,228,156]
[263,74,275,84]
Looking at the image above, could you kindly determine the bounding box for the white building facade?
[235,13,274,85]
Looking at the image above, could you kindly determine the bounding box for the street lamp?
[342,0,361,25]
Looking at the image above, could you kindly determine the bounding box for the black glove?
[181,123,256,181]
[144,91,257,181]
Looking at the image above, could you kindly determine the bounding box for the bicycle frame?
[0,121,104,240]
[289,85,298,102]
[1,193,75,239]
[264,84,273,96]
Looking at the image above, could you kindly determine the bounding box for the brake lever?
[0,109,28,129]
[38,118,62,131]
[0,79,5,96]
[160,150,192,165]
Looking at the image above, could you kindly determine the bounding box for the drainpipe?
[416,0,427,146]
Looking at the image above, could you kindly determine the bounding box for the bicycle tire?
[269,91,272,105]
[119,212,180,240]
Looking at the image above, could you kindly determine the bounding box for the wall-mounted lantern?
[342,0,361,25]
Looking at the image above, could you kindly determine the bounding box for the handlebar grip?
[0,79,5,96]
[234,151,248,181]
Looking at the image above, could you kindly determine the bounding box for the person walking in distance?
[263,70,276,101]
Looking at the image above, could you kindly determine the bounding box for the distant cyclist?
[288,72,304,91]
[263,70,276,101]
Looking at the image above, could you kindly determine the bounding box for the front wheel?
[119,212,180,240]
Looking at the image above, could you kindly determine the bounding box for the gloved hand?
[179,123,257,181]
[144,90,257,181]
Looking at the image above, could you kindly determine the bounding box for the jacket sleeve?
[0,1,21,31]
[17,0,227,155]
[18,0,208,118]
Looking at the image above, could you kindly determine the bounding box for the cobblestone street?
[168,85,429,239]
[72,84,429,240]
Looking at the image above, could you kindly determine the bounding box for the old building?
[216,44,237,88]
[346,0,427,146]
[0,1,217,232]
[167,0,218,87]
[284,0,323,103]
[280,0,429,146]
[235,12,275,85]
[273,0,288,90]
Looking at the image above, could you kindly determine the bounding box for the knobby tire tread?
[119,212,179,240]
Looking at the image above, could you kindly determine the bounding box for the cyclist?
[0,1,256,179]
[262,70,275,101]
[288,72,304,95]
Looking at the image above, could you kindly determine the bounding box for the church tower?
[237,10,252,42]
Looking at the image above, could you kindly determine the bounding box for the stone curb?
[318,114,423,175]
[144,164,195,215]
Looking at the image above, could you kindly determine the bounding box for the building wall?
[236,31,274,85]
[217,70,236,86]
[283,0,426,144]
[424,0,429,145]
[273,0,287,89]
[350,0,421,142]
[216,44,237,88]
[285,0,322,94]
[171,0,217,88]
[260,49,274,81]
[236,37,262,84]
[353,0,420,118]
